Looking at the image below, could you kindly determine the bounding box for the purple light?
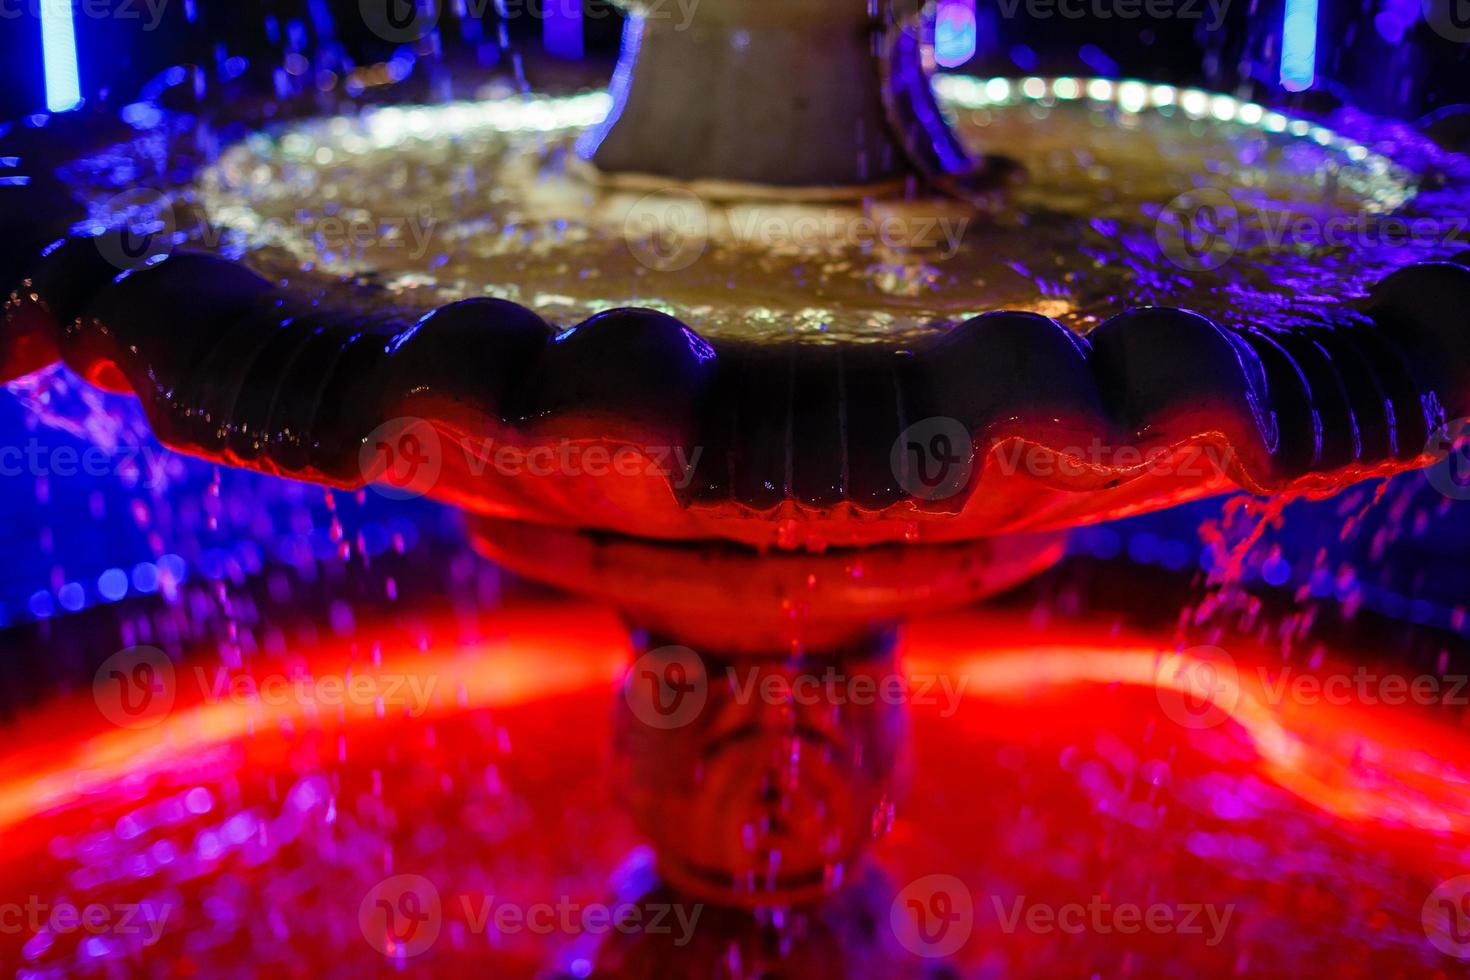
[934,0,977,69]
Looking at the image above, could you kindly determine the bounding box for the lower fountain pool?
[2,594,1468,976]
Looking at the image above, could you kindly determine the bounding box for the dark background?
[2,0,1467,122]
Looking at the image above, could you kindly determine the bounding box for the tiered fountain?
[5,0,1470,917]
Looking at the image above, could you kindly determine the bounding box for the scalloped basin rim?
[5,242,1470,548]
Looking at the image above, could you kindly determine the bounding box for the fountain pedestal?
[615,637,910,907]
[583,0,984,197]
[469,517,1062,905]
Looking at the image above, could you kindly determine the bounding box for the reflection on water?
[1,600,1467,976]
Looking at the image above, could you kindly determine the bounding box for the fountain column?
[582,0,981,197]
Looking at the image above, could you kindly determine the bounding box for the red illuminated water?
[2,598,1468,977]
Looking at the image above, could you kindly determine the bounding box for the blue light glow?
[57,582,85,612]
[934,0,977,69]
[98,568,130,602]
[40,0,83,112]
[132,562,160,594]
[543,0,583,60]
[1280,0,1318,93]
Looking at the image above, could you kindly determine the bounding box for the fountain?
[3,0,1470,971]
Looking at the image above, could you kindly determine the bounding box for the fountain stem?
[581,0,970,198]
